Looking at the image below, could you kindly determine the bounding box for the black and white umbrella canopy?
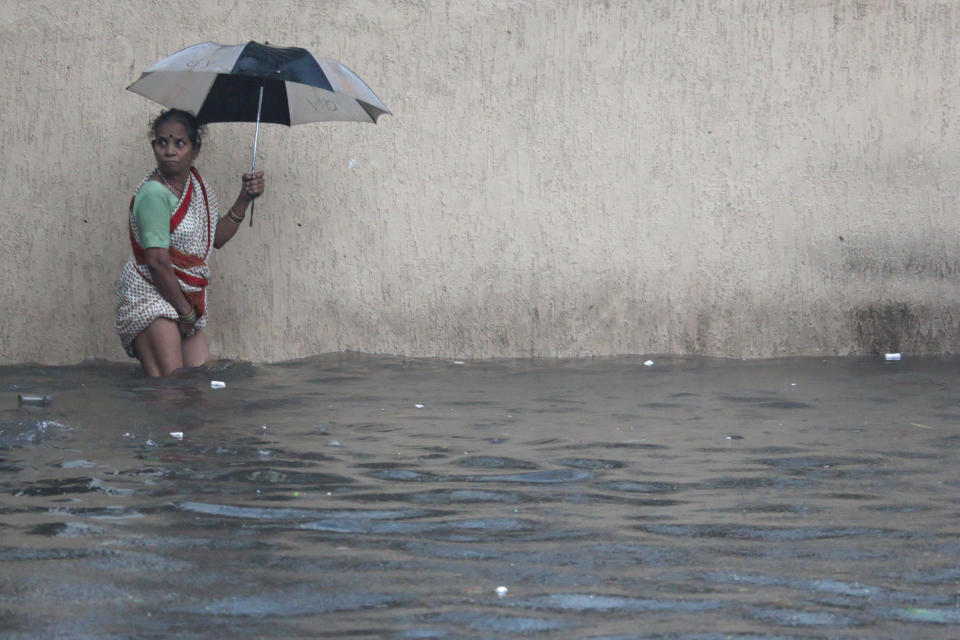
[127,41,391,126]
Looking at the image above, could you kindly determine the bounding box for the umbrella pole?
[249,83,264,227]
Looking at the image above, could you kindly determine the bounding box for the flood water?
[2,353,960,638]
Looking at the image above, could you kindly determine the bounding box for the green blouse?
[132,180,179,249]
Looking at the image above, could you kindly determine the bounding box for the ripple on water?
[636,524,910,541]
[355,517,536,539]
[10,477,111,497]
[719,395,813,410]
[173,589,400,617]
[404,489,523,504]
[415,611,566,634]
[598,481,684,494]
[470,469,593,484]
[558,457,627,469]
[371,469,440,482]
[748,606,860,628]
[369,468,593,484]
[887,607,960,624]
[0,546,115,562]
[513,593,725,613]
[699,571,884,598]
[696,476,810,490]
[752,455,883,471]
[456,455,539,469]
[175,501,435,522]
[176,502,535,536]
[211,468,355,486]
[902,567,960,585]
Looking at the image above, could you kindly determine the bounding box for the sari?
[115,167,219,357]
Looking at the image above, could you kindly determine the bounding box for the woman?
[115,109,265,377]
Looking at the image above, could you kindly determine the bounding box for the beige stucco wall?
[3,0,960,365]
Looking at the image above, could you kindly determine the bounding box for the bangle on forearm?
[178,307,197,324]
[226,206,245,224]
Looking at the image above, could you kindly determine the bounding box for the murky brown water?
[2,353,960,638]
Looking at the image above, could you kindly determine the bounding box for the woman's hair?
[150,109,206,147]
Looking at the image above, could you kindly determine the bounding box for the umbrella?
[127,41,391,224]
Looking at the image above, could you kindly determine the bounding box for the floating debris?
[210,380,226,389]
[59,459,95,469]
[18,394,52,407]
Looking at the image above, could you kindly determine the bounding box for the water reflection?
[2,354,960,638]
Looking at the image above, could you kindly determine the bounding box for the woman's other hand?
[177,314,197,337]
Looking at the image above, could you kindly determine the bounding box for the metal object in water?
[18,394,52,407]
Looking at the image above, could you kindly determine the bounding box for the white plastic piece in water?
[415,404,425,408]
[170,432,184,440]
[885,353,901,361]
[453,360,465,365]
[496,586,509,598]
[60,459,94,469]
[643,360,655,367]
[349,159,355,169]
[211,380,226,388]
[328,440,342,448]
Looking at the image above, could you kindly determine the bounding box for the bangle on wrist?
[179,307,197,324]
[227,206,245,224]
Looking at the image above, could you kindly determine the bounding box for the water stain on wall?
[850,303,960,355]
[842,244,960,280]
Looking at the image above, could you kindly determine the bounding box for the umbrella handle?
[249,84,264,227]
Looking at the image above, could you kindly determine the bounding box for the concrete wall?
[3,0,960,365]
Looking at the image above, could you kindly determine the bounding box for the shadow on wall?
[850,303,960,355]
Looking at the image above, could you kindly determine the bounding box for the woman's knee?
[181,329,211,368]
[134,318,183,376]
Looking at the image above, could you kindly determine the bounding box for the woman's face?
[152,121,200,177]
